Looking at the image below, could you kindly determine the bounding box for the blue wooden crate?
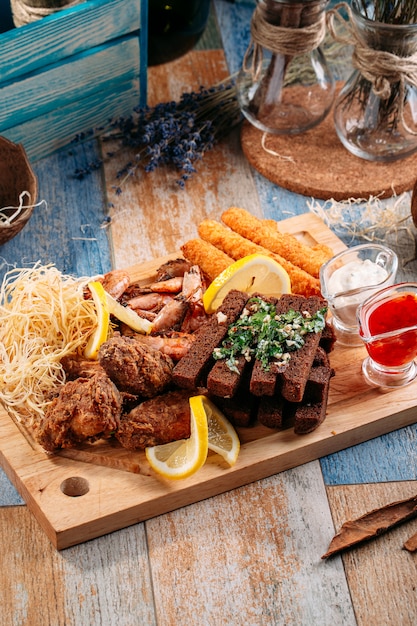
[0,0,147,161]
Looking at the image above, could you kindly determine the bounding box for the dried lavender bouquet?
[73,79,241,191]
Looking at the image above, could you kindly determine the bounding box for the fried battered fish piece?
[198,219,321,297]
[221,207,332,278]
[116,389,193,450]
[37,372,122,451]
[181,238,234,282]
[98,334,174,397]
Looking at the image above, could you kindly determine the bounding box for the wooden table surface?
[1,2,417,624]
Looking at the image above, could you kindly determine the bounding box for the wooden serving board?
[1,213,417,550]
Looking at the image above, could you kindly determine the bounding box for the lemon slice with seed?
[84,281,110,359]
[203,253,291,314]
[190,395,240,466]
[145,401,209,480]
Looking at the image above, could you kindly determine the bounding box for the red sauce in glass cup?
[363,293,417,367]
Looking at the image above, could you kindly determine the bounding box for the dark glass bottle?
[0,0,15,32]
[148,0,211,66]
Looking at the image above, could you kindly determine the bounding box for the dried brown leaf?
[322,495,417,559]
[403,531,417,553]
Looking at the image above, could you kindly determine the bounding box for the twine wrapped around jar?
[236,0,334,135]
[243,1,327,82]
[327,1,417,162]
[11,0,85,27]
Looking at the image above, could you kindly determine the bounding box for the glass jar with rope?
[236,0,335,135]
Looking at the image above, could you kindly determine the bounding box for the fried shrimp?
[197,219,321,297]
[221,207,332,278]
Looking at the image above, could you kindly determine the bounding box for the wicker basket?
[0,137,38,245]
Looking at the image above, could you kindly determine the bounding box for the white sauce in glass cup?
[320,245,398,347]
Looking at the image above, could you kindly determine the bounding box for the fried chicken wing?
[61,354,104,380]
[116,389,192,450]
[98,334,174,397]
[37,372,122,451]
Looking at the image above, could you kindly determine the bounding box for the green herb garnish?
[213,297,327,374]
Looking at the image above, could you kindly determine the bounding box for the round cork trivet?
[241,111,417,201]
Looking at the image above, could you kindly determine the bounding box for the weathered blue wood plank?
[214,0,254,75]
[0,38,140,129]
[0,474,24,505]
[2,79,140,160]
[0,0,146,160]
[0,0,142,82]
[321,425,417,484]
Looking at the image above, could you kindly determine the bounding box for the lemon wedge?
[105,290,153,335]
[145,399,209,480]
[190,395,240,466]
[84,281,110,359]
[84,281,153,360]
[202,253,291,314]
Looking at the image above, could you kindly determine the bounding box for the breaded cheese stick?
[264,218,334,260]
[311,243,334,256]
[222,207,331,278]
[181,238,234,282]
[198,219,321,297]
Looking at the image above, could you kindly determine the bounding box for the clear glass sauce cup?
[320,244,398,347]
[357,282,417,388]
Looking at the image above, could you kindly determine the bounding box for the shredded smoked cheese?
[0,263,98,427]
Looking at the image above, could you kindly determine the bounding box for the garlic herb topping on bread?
[213,296,327,374]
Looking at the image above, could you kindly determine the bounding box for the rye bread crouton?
[207,354,247,398]
[319,322,337,353]
[257,395,285,429]
[172,290,249,390]
[292,369,333,434]
[278,294,326,403]
[257,346,334,433]
[211,392,257,428]
[209,361,258,427]
[248,293,301,397]
[287,346,335,434]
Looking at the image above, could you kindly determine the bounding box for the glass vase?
[333,1,417,162]
[236,0,335,135]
